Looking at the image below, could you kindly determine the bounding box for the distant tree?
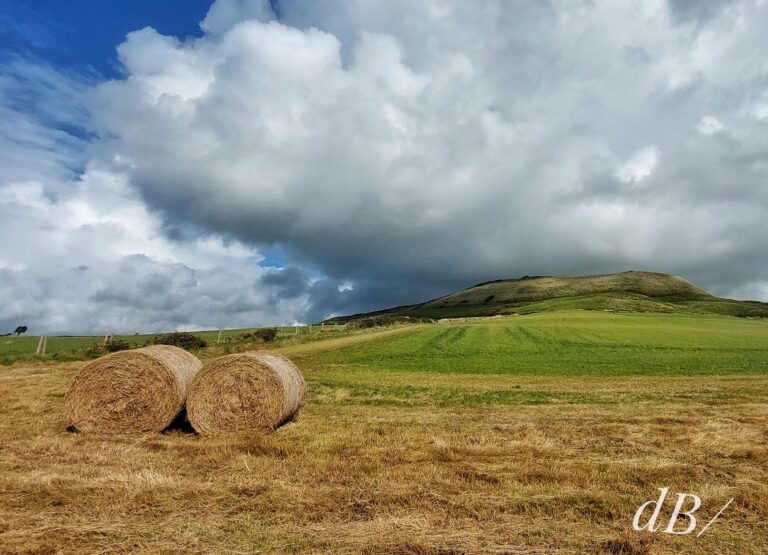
[105,339,131,353]
[13,325,28,336]
[253,327,278,342]
[84,343,105,358]
[152,332,207,350]
[235,327,279,342]
[348,316,435,329]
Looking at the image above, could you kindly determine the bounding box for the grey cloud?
[0,247,312,334]
[623,46,652,67]
[667,0,738,25]
[260,266,309,299]
[84,0,768,312]
[0,72,314,334]
[4,0,768,336]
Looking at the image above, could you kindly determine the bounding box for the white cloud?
[615,146,661,183]
[0,61,326,334]
[751,100,768,120]
[201,0,275,35]
[0,60,92,187]
[697,115,724,135]
[0,164,319,334]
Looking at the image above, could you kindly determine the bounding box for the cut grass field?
[1,311,767,554]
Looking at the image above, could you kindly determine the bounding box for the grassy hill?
[328,270,768,322]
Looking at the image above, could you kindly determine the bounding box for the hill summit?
[329,271,768,322]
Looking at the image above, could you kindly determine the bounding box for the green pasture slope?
[295,311,768,407]
[314,312,768,376]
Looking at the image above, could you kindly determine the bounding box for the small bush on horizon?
[83,343,105,359]
[349,315,435,329]
[255,328,278,342]
[105,339,131,353]
[152,332,207,350]
[235,327,279,342]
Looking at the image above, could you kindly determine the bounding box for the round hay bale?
[65,345,202,433]
[187,351,307,434]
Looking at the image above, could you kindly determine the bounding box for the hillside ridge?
[327,271,768,322]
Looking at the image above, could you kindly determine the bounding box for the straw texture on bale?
[187,352,307,434]
[65,345,202,433]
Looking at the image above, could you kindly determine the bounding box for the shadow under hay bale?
[164,407,196,434]
[65,345,202,433]
[186,351,307,434]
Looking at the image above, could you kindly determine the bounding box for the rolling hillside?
[329,270,768,322]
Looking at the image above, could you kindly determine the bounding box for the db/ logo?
[633,487,734,537]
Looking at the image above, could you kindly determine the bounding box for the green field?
[6,311,767,379]
[304,311,768,377]
[0,324,346,363]
[294,311,768,408]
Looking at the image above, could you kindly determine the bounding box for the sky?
[1,0,768,334]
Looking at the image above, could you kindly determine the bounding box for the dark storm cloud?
[260,266,308,299]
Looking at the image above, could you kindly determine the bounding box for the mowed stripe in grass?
[287,311,768,408]
[303,311,768,377]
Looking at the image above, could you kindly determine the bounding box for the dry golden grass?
[1,354,766,555]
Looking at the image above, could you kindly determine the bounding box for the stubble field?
[1,311,767,554]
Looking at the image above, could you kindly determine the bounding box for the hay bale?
[186,352,307,434]
[65,345,201,433]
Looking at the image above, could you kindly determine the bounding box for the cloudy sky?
[1,0,768,334]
